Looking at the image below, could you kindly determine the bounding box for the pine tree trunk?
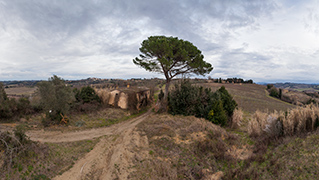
[160,79,171,111]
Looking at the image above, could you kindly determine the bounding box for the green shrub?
[17,97,33,115]
[216,86,237,117]
[168,80,199,116]
[74,86,100,104]
[269,87,279,98]
[207,100,228,126]
[73,86,101,113]
[168,80,237,126]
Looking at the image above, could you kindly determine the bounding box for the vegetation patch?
[131,114,242,179]
[0,124,99,180]
[0,126,99,179]
[168,80,237,126]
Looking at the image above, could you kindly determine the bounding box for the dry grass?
[248,104,319,137]
[5,87,37,96]
[132,114,241,179]
[231,108,243,129]
[0,127,99,180]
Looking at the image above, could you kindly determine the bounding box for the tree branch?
[171,67,193,79]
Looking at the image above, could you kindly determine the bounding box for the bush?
[73,86,101,113]
[17,97,33,115]
[168,80,237,126]
[216,86,237,117]
[207,100,228,126]
[74,86,100,104]
[168,80,199,116]
[269,87,279,98]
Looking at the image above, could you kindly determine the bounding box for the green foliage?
[17,97,33,115]
[74,86,100,104]
[269,88,279,98]
[168,80,237,126]
[216,86,238,117]
[0,83,34,121]
[37,75,74,126]
[207,100,228,126]
[168,80,199,116]
[73,86,101,112]
[267,84,274,89]
[133,36,213,100]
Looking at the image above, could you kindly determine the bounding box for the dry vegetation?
[130,114,244,179]
[127,106,319,179]
[248,104,319,137]
[17,107,130,132]
[0,125,100,180]
[4,87,37,96]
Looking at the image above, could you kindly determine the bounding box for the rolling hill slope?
[198,83,296,113]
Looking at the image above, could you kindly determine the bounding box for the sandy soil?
[26,110,152,180]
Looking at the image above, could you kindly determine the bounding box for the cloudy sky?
[0,0,318,83]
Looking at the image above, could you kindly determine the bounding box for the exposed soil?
[26,110,152,180]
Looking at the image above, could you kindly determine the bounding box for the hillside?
[198,83,296,113]
[272,82,319,92]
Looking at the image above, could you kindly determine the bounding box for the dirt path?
[27,110,152,179]
[26,111,151,143]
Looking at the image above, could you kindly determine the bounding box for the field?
[198,83,296,113]
[4,87,37,96]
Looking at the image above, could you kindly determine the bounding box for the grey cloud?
[3,0,315,83]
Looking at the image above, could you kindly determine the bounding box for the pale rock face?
[108,90,120,106]
[106,89,150,110]
[118,92,128,109]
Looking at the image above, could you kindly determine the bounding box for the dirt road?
[27,110,152,179]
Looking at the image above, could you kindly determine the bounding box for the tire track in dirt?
[26,110,152,180]
[26,111,151,143]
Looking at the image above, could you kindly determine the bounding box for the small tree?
[75,86,100,104]
[37,75,74,125]
[208,100,228,126]
[216,86,237,117]
[133,36,213,102]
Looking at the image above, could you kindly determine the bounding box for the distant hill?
[270,83,319,92]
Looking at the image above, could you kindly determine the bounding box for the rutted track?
[26,110,152,179]
[26,111,151,143]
